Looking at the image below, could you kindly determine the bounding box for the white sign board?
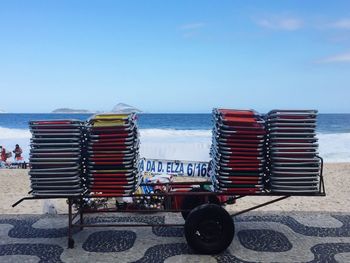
[138,158,209,177]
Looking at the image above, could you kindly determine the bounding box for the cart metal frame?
[13,157,325,249]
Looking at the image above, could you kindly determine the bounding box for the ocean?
[0,113,350,162]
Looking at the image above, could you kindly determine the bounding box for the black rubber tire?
[184,204,234,254]
[181,188,220,220]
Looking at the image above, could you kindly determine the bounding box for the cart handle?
[317,155,326,195]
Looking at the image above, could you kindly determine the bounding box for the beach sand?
[1,163,349,214]
[0,169,68,214]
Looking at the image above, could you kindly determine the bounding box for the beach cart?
[13,110,326,255]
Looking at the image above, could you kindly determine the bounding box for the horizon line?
[1,111,350,114]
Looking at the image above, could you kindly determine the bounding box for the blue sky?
[0,1,350,113]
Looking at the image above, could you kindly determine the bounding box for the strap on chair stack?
[266,110,321,193]
[29,120,85,196]
[210,109,266,194]
[86,114,140,197]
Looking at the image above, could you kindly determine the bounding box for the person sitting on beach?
[13,144,23,161]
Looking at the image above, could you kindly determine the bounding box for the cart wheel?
[181,188,220,220]
[68,238,75,249]
[184,204,234,254]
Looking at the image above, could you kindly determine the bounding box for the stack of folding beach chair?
[266,110,321,193]
[86,114,139,196]
[29,120,85,197]
[210,109,266,194]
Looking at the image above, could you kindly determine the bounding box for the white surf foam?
[0,127,31,161]
[139,129,212,161]
[0,126,31,139]
[141,130,350,163]
[1,126,350,163]
[318,132,350,163]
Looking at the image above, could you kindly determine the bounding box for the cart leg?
[68,198,75,249]
[79,197,84,231]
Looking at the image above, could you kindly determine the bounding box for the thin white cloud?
[182,31,198,39]
[329,18,350,29]
[179,22,205,30]
[178,22,206,39]
[256,17,303,31]
[316,52,350,63]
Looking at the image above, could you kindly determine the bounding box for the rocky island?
[52,108,93,114]
[111,103,141,113]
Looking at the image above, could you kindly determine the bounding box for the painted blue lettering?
[166,162,171,173]
[187,163,193,176]
[138,160,144,171]
[157,162,163,172]
[179,163,184,174]
[150,161,156,172]
[146,161,152,171]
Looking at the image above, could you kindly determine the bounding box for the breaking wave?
[0,126,349,163]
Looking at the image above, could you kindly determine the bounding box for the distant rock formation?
[52,108,92,113]
[51,104,141,114]
[111,103,141,113]
[0,109,5,113]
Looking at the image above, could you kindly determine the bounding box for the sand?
[0,169,68,214]
[0,163,349,214]
[230,163,350,213]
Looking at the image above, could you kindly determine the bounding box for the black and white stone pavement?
[0,212,350,262]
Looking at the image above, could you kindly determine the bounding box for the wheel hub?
[196,219,223,242]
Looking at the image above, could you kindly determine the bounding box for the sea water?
[0,113,350,162]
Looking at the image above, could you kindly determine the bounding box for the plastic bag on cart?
[43,200,57,214]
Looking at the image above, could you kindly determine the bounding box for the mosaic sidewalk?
[0,212,350,262]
